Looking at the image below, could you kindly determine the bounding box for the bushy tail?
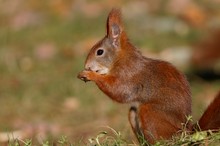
[198,91,220,131]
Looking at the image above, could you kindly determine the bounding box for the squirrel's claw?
[81,77,90,83]
[77,71,91,82]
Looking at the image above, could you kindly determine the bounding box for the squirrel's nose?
[85,66,91,71]
[85,66,99,73]
[85,62,100,72]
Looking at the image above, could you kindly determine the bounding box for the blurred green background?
[0,0,220,144]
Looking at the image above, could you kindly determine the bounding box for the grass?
[6,126,220,146]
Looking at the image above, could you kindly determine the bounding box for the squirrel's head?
[83,8,127,75]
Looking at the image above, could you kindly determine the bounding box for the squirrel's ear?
[106,8,123,48]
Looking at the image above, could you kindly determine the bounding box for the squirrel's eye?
[97,49,104,56]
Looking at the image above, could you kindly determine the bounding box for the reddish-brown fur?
[78,8,220,144]
[198,92,220,131]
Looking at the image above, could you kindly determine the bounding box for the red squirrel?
[77,8,220,144]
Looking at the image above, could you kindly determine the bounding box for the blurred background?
[0,0,220,145]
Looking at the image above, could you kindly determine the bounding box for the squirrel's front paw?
[77,70,94,82]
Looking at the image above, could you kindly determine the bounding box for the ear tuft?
[107,8,122,26]
[106,8,123,47]
[107,9,123,34]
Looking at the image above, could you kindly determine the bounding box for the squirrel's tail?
[197,91,220,131]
